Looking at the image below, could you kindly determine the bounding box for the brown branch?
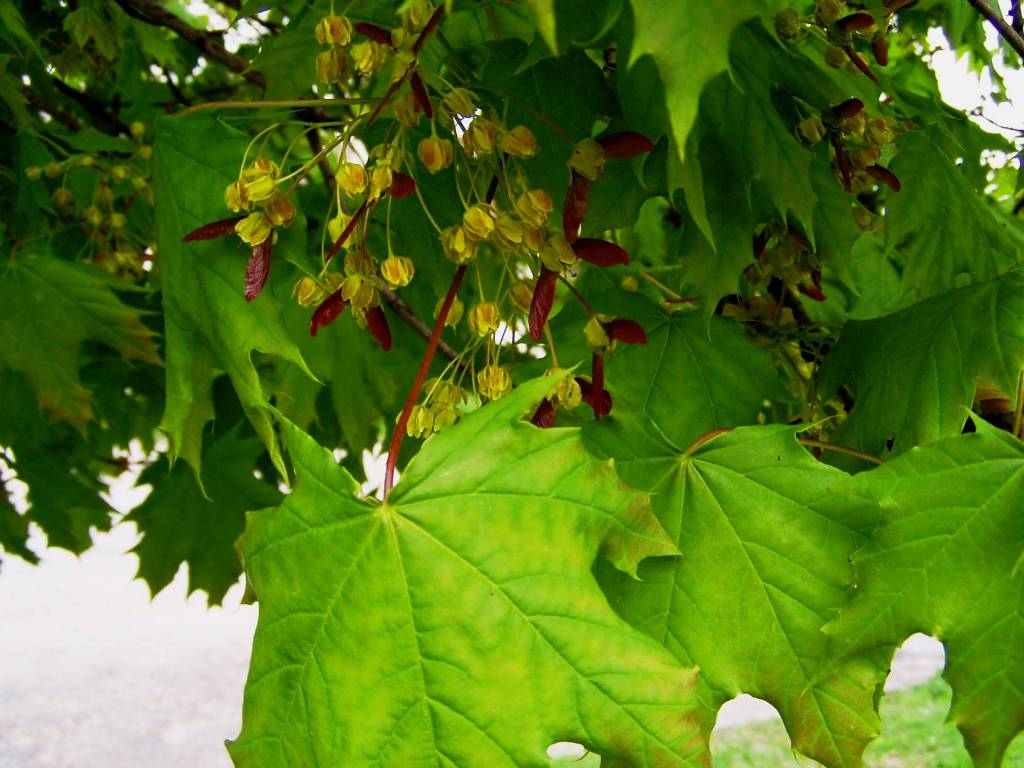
[966,0,1024,61]
[50,78,129,135]
[111,0,266,88]
[379,286,462,364]
[21,88,81,130]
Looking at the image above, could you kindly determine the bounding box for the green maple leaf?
[818,270,1024,462]
[0,251,159,429]
[594,424,884,767]
[153,113,313,480]
[0,490,36,566]
[825,426,1024,768]
[886,132,1024,299]
[128,424,282,605]
[627,0,783,174]
[229,379,711,767]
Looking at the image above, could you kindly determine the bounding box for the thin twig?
[966,0,1024,62]
[174,97,377,118]
[21,89,81,130]
[112,0,266,87]
[799,438,885,465]
[379,286,463,365]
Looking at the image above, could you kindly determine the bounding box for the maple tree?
[2,0,1024,765]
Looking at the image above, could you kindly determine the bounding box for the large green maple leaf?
[153,113,313,479]
[825,426,1024,768]
[818,270,1024,463]
[229,379,710,767]
[584,306,886,767]
[0,251,159,429]
[886,132,1024,299]
[128,423,282,605]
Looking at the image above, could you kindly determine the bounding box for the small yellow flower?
[314,15,352,45]
[110,212,127,229]
[418,136,454,173]
[393,90,421,127]
[546,369,582,409]
[797,116,826,145]
[264,194,295,227]
[400,0,434,32]
[235,212,273,246]
[241,158,279,203]
[509,280,534,314]
[370,164,394,199]
[341,273,377,309]
[24,165,41,180]
[225,181,249,212]
[492,214,526,252]
[293,276,326,308]
[406,404,434,438]
[434,294,464,326]
[137,145,152,160]
[539,232,577,272]
[431,405,459,431]
[381,255,415,287]
[825,44,848,68]
[467,302,501,337]
[441,88,477,117]
[440,224,478,264]
[44,162,62,178]
[111,165,130,181]
[316,47,350,84]
[96,184,113,205]
[462,203,495,241]
[328,212,352,243]
[352,40,390,76]
[816,0,844,25]
[865,116,895,146]
[83,205,104,227]
[514,189,553,228]
[620,275,639,292]
[477,364,511,401]
[461,118,499,157]
[132,176,148,192]
[130,121,147,139]
[500,125,538,158]
[336,162,368,196]
[568,138,606,180]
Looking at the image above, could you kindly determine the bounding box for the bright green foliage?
[153,114,312,479]
[826,426,1024,768]
[230,380,709,767]
[128,424,283,605]
[887,133,1024,299]
[820,270,1024,462]
[0,252,158,429]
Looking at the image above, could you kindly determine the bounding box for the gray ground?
[1,523,945,768]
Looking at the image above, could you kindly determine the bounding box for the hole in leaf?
[885,632,945,692]
[713,694,782,731]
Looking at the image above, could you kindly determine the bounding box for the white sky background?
[2,4,1022,767]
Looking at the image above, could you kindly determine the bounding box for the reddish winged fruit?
[529,267,559,340]
[310,288,350,336]
[244,237,272,302]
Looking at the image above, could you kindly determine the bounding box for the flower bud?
[264,194,296,226]
[137,145,152,160]
[45,162,62,178]
[130,121,147,139]
[351,41,390,76]
[840,112,865,137]
[315,15,353,45]
[225,181,249,212]
[620,275,639,292]
[442,87,477,117]
[434,294,464,326]
[370,165,394,199]
[825,44,848,68]
[568,138,606,181]
[492,214,526,252]
[539,232,577,272]
[336,162,368,195]
[96,184,113,205]
[849,146,880,170]
[865,116,895,146]
[51,187,73,207]
[797,116,826,145]
[500,125,538,158]
[461,118,498,156]
[468,302,501,337]
[110,212,126,229]
[293,275,327,307]
[418,136,453,173]
[440,224,478,264]
[431,405,459,432]
[112,165,130,181]
[514,189,552,228]
[406,404,434,438]
[83,205,104,227]
[477,364,511,401]
[235,212,273,246]
[509,280,534,314]
[393,90,421,127]
[584,315,610,351]
[25,165,41,180]
[341,273,377,309]
[521,225,545,252]
[328,212,352,244]
[462,203,495,241]
[381,255,415,287]
[816,0,844,25]
[316,47,350,84]
[774,8,802,39]
[401,0,434,32]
